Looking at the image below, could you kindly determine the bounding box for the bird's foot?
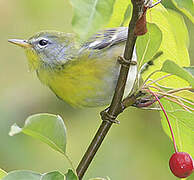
[100,108,120,124]
[117,56,137,68]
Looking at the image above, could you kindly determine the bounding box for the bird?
[8,27,138,107]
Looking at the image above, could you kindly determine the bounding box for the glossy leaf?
[0,169,7,179]
[136,23,162,68]
[65,170,78,180]
[70,0,116,39]
[160,99,194,159]
[9,113,67,155]
[171,0,194,23]
[161,60,194,88]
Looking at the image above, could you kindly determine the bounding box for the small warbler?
[8,27,137,107]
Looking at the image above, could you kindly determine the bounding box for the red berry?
[169,152,194,178]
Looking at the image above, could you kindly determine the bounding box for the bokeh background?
[0,0,193,179]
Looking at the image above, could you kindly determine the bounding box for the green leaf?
[136,23,162,68]
[143,5,190,89]
[0,169,7,179]
[2,171,65,180]
[2,170,41,180]
[41,171,64,180]
[160,99,194,159]
[161,60,194,88]
[106,0,131,27]
[65,170,78,180]
[9,113,67,155]
[171,0,194,23]
[184,66,194,76]
[70,0,116,39]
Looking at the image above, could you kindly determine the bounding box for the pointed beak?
[8,39,31,48]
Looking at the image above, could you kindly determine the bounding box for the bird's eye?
[38,39,48,46]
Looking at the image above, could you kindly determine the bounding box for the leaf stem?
[76,0,145,179]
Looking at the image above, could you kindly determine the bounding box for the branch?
[76,0,145,179]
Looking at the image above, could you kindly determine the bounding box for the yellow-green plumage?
[9,28,137,107]
[37,45,124,107]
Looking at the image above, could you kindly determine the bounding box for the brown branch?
[76,0,145,179]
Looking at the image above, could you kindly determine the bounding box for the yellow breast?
[37,55,118,107]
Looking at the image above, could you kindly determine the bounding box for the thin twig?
[76,0,145,179]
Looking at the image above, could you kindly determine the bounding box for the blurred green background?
[0,0,193,179]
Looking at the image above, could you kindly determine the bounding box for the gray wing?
[81,27,128,50]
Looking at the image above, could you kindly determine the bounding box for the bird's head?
[8,31,77,71]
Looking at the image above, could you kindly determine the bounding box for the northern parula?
[8,27,137,107]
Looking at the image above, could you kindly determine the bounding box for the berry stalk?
[148,90,178,153]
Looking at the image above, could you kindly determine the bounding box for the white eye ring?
[38,39,49,48]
